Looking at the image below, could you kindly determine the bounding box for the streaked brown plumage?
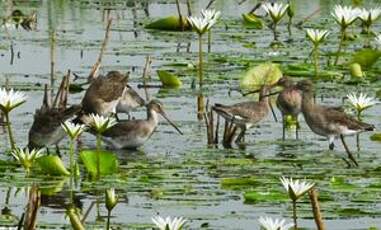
[116,84,145,117]
[99,100,183,149]
[212,85,271,143]
[28,105,81,149]
[296,80,375,167]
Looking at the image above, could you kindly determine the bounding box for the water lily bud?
[105,188,118,211]
[66,207,85,230]
[350,63,364,78]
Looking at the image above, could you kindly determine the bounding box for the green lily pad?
[157,70,182,88]
[240,63,282,90]
[242,13,263,29]
[36,156,70,176]
[145,16,191,31]
[351,48,381,69]
[221,177,259,190]
[244,191,288,204]
[79,150,119,177]
[370,133,381,142]
[40,179,67,196]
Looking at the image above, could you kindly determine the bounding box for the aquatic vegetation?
[105,188,118,230]
[62,121,86,176]
[306,29,329,78]
[262,2,289,42]
[11,148,43,175]
[346,92,377,119]
[258,216,293,230]
[36,155,70,176]
[280,176,315,229]
[157,70,182,88]
[358,8,381,34]
[0,88,27,150]
[331,5,361,65]
[187,9,220,88]
[151,216,187,230]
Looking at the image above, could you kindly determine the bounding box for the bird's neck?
[301,90,315,112]
[259,88,270,105]
[147,109,159,125]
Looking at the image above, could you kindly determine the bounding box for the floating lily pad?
[351,48,381,69]
[244,191,288,204]
[370,133,381,142]
[36,156,70,176]
[79,150,119,177]
[240,63,282,90]
[157,70,182,88]
[221,177,259,190]
[242,13,263,29]
[145,16,191,31]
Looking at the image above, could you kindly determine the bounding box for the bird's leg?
[114,113,120,121]
[295,116,299,140]
[227,125,238,147]
[55,145,62,158]
[356,133,360,156]
[340,135,359,167]
[282,114,286,141]
[235,127,246,144]
[328,136,335,150]
[46,147,50,155]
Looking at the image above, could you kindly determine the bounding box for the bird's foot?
[329,143,335,150]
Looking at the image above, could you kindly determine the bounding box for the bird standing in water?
[296,80,375,167]
[213,85,272,144]
[275,76,302,140]
[99,99,183,149]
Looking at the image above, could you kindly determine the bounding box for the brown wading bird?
[212,85,272,145]
[275,76,302,140]
[98,100,183,149]
[76,71,145,124]
[28,75,81,152]
[296,80,375,167]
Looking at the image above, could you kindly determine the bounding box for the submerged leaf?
[79,150,119,177]
[244,191,288,203]
[145,16,191,31]
[36,156,70,176]
[157,70,182,88]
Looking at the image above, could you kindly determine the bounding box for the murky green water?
[0,0,381,229]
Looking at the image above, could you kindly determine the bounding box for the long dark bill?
[160,111,184,135]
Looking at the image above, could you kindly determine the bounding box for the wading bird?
[296,80,375,167]
[99,99,183,149]
[213,85,272,144]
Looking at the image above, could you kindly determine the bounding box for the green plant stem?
[198,33,203,88]
[69,140,74,175]
[96,134,101,178]
[334,27,346,66]
[313,46,319,79]
[288,17,292,37]
[4,112,15,150]
[208,30,211,53]
[293,200,298,229]
[273,23,278,41]
[106,210,111,230]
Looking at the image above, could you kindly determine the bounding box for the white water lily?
[89,114,116,134]
[258,216,294,230]
[62,121,86,140]
[358,8,381,24]
[187,11,219,35]
[331,5,360,28]
[262,2,289,23]
[0,88,27,113]
[306,29,329,46]
[347,92,376,113]
[11,148,43,173]
[152,216,187,230]
[201,9,221,23]
[280,176,315,200]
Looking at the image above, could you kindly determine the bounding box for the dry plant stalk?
[88,18,113,81]
[308,188,326,230]
[24,185,41,230]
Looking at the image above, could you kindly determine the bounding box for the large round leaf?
[351,48,381,69]
[157,70,182,88]
[240,63,282,90]
[36,156,70,176]
[242,13,263,29]
[79,150,118,177]
[145,16,191,31]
